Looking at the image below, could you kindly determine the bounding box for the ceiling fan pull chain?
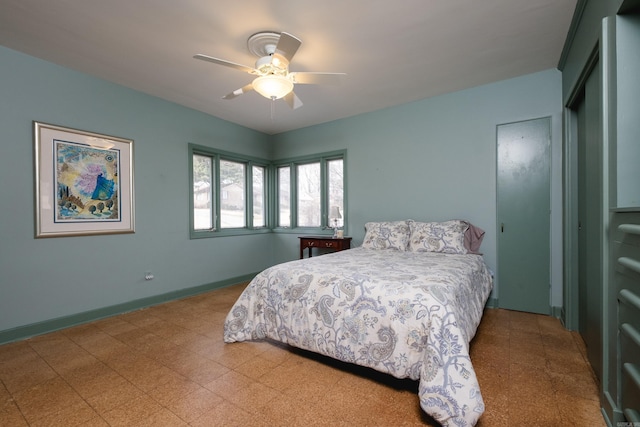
[270,97,276,121]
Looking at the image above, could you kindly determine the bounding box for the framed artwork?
[34,121,135,238]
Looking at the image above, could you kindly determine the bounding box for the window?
[193,154,213,231]
[327,158,344,228]
[297,162,321,227]
[189,144,269,237]
[275,151,345,231]
[277,166,290,228]
[190,144,345,237]
[252,165,265,227]
[220,160,246,228]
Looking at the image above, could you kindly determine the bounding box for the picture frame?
[34,121,135,238]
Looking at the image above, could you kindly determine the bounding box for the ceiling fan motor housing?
[255,55,288,76]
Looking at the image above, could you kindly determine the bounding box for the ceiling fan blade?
[222,83,254,100]
[284,91,303,109]
[289,72,346,85]
[273,32,302,65]
[193,54,257,74]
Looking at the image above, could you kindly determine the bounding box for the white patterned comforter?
[224,247,493,426]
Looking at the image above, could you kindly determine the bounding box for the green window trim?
[189,144,271,239]
[272,150,346,234]
[189,144,346,238]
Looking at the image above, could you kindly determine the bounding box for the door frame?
[563,25,613,416]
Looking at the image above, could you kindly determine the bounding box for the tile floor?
[0,282,605,426]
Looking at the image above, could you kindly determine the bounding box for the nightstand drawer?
[299,236,352,259]
[322,240,340,249]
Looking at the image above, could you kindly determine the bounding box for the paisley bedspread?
[224,247,493,426]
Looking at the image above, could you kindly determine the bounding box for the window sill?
[190,228,271,239]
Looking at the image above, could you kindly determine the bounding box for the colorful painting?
[55,140,121,222]
[34,122,134,238]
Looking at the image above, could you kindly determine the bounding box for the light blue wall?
[0,44,564,339]
[272,69,564,306]
[0,46,272,334]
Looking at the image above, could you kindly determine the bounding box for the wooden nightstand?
[299,236,352,259]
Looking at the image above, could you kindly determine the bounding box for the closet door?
[497,117,551,314]
[576,61,603,382]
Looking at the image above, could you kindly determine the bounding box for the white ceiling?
[0,0,577,135]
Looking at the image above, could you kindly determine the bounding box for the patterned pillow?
[408,220,469,254]
[362,221,411,251]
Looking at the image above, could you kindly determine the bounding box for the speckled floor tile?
[0,286,605,426]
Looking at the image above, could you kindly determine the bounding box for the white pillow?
[408,220,469,254]
[362,221,410,251]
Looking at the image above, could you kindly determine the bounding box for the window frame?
[189,144,346,238]
[273,150,346,234]
[189,144,271,238]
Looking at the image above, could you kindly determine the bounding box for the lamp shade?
[252,75,294,100]
[329,206,342,219]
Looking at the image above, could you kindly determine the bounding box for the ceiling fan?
[194,31,346,109]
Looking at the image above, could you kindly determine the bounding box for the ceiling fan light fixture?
[195,31,342,110]
[252,75,293,100]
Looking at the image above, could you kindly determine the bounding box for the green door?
[576,61,602,381]
[497,117,551,314]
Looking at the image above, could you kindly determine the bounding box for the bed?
[224,220,493,426]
